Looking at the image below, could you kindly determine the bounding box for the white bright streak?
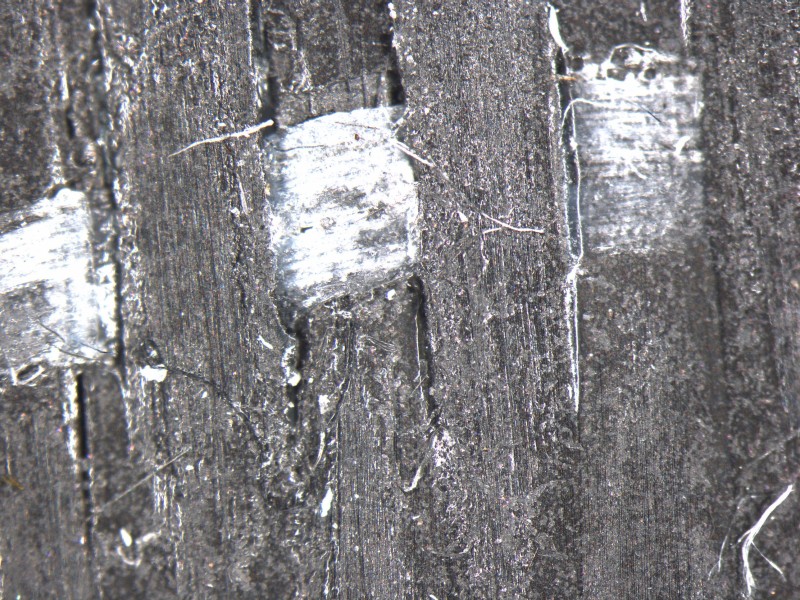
[169,119,274,157]
[548,4,570,53]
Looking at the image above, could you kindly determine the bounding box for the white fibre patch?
[319,487,334,518]
[140,365,168,383]
[570,52,703,254]
[269,106,418,309]
[318,393,333,415]
[0,189,116,374]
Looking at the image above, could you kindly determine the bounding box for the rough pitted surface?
[394,2,581,596]
[99,1,307,595]
[698,1,800,597]
[557,0,687,58]
[0,2,113,598]
[261,0,401,126]
[571,40,735,598]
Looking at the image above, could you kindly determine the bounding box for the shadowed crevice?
[74,372,94,559]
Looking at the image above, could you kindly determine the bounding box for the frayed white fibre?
[168,120,273,157]
[88,449,189,521]
[561,97,662,131]
[739,484,793,597]
[597,44,678,80]
[708,534,728,578]
[479,212,544,234]
[392,139,435,167]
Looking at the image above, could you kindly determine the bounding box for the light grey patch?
[572,53,703,255]
[268,106,418,312]
[0,188,116,376]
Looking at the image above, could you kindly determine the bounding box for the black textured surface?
[261,0,401,126]
[557,0,687,58]
[698,1,800,597]
[394,2,581,596]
